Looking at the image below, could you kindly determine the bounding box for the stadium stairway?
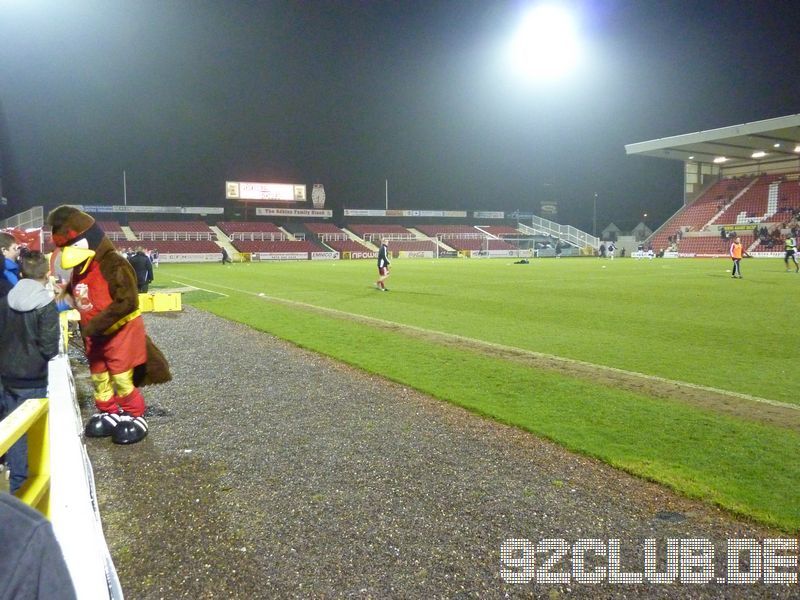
[209,226,241,260]
[341,227,379,251]
[406,227,456,253]
[278,226,296,241]
[121,225,139,241]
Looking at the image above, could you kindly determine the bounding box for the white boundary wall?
[48,353,123,599]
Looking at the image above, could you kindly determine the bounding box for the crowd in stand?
[752,211,800,248]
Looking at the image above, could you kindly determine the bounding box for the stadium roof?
[624,114,800,169]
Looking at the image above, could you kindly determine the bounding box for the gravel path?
[79,307,793,599]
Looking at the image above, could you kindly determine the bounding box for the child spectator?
[0,232,20,287]
[0,251,60,494]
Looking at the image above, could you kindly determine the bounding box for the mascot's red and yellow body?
[47,206,171,444]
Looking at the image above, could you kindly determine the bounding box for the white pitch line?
[170,280,229,297]
[171,275,799,412]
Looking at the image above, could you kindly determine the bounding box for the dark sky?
[1,0,799,232]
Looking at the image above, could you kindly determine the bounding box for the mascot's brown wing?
[133,336,172,387]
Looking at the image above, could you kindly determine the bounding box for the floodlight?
[794,145,800,153]
[713,157,728,164]
[509,4,581,80]
[751,151,766,158]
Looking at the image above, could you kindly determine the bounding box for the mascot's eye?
[71,238,90,249]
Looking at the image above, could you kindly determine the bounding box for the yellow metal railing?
[0,397,51,517]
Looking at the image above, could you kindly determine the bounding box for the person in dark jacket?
[0,493,77,600]
[375,239,391,291]
[0,251,60,493]
[128,246,154,293]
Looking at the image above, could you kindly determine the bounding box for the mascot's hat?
[47,205,106,270]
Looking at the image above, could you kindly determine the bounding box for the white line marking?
[172,275,798,412]
[171,280,229,297]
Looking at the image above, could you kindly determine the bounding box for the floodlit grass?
[156,257,800,530]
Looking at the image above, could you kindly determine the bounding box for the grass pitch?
[155,257,800,530]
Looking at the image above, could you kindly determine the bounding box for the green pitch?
[154,257,800,530]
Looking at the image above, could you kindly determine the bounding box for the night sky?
[1,0,799,232]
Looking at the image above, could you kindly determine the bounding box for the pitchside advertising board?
[161,253,220,262]
[342,209,504,218]
[250,252,339,261]
[77,205,224,215]
[343,209,469,218]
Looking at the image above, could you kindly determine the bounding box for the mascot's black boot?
[112,414,149,445]
[85,413,123,438]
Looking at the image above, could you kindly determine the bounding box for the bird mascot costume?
[47,206,171,444]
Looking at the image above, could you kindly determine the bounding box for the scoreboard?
[226,181,306,202]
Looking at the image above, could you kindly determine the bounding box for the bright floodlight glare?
[509,4,581,81]
[751,150,767,158]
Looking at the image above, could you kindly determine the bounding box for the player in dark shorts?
[376,239,391,291]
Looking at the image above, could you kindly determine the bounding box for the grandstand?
[646,177,755,254]
[445,238,518,252]
[346,223,415,242]
[231,239,325,258]
[304,222,374,255]
[416,225,482,236]
[128,220,214,238]
[386,240,437,253]
[627,114,800,257]
[645,173,799,256]
[477,225,526,237]
[136,240,221,254]
[96,220,126,241]
[217,221,286,240]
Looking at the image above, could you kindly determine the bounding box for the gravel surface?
[77,307,795,599]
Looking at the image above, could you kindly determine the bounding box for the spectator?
[128,247,154,293]
[221,247,232,264]
[0,251,60,493]
[0,232,20,287]
[0,493,77,599]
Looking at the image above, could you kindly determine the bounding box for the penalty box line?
[172,276,799,413]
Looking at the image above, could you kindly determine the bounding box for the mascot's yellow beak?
[61,246,96,273]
